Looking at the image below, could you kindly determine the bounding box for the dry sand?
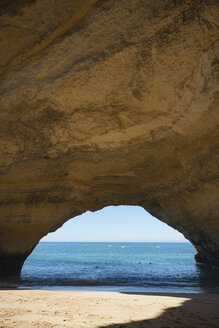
[0,290,218,328]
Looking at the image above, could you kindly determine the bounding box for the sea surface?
[1,242,219,293]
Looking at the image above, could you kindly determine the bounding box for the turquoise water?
[1,242,219,293]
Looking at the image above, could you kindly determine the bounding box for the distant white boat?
[120,246,126,249]
[156,246,160,248]
[108,245,112,248]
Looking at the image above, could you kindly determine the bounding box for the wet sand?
[0,290,218,327]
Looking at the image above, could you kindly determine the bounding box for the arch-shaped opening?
[2,206,217,293]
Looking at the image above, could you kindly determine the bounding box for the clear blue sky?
[41,206,188,242]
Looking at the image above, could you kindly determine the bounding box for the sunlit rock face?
[0,0,218,275]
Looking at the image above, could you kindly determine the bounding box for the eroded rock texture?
[0,0,219,274]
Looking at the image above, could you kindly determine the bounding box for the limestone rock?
[0,0,219,274]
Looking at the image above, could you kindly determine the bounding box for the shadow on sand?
[99,292,219,328]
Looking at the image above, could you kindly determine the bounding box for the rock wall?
[0,0,218,275]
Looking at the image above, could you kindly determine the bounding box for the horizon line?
[40,240,190,243]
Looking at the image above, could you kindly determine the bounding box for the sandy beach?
[0,290,218,328]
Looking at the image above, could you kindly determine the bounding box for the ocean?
[1,242,219,293]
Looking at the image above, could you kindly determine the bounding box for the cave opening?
[1,206,218,292]
[7,205,206,292]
